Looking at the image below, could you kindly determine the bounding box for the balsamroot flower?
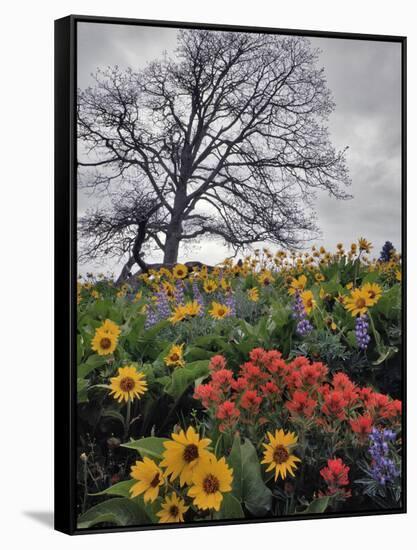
[129,457,164,503]
[261,429,301,481]
[108,365,148,403]
[91,319,121,356]
[187,456,233,511]
[156,493,189,523]
[160,427,213,486]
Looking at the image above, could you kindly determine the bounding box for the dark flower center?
[150,473,160,487]
[119,377,135,392]
[273,444,289,464]
[203,474,220,494]
[183,444,199,463]
[356,298,366,308]
[100,337,112,349]
[169,505,179,518]
[171,353,180,362]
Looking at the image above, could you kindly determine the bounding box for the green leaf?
[299,496,330,514]
[228,436,272,517]
[214,493,244,519]
[372,345,398,365]
[77,497,152,529]
[121,436,169,459]
[164,360,210,399]
[77,378,89,403]
[101,409,125,425]
[185,346,214,362]
[77,334,84,365]
[78,354,108,378]
[90,479,136,498]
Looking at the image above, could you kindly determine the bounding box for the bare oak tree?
[78,30,350,266]
[78,186,164,281]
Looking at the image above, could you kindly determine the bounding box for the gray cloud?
[77,24,402,277]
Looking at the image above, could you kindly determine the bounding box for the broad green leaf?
[77,497,152,529]
[78,354,108,378]
[372,345,398,365]
[164,360,210,399]
[214,493,244,520]
[77,334,84,365]
[77,378,89,403]
[299,496,330,514]
[121,436,169,459]
[90,479,135,498]
[228,435,272,517]
[101,409,125,425]
[185,346,214,362]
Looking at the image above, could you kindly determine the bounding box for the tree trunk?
[163,231,181,264]
[116,256,136,284]
[163,189,186,264]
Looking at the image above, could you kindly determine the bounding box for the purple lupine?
[225,291,236,317]
[292,291,305,320]
[368,428,399,485]
[174,280,185,305]
[296,319,313,336]
[192,281,205,316]
[155,288,171,320]
[292,291,313,336]
[145,306,158,329]
[379,241,395,262]
[355,314,371,350]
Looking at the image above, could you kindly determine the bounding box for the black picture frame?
[54,14,407,535]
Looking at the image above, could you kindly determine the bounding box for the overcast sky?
[77,23,402,277]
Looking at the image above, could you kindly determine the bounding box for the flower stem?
[124,399,132,441]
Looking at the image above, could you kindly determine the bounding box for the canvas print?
[75,21,404,530]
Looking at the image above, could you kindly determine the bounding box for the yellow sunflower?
[173,264,188,279]
[288,274,307,295]
[108,365,148,403]
[91,321,120,356]
[261,429,301,481]
[344,288,373,316]
[164,344,185,368]
[156,493,189,523]
[300,289,315,315]
[129,457,164,503]
[133,290,143,303]
[209,301,231,320]
[203,279,218,293]
[101,319,121,337]
[161,426,213,486]
[187,455,233,511]
[220,279,232,292]
[247,287,259,302]
[183,300,202,318]
[315,273,325,283]
[258,271,274,286]
[362,282,382,306]
[358,237,373,253]
[169,304,188,324]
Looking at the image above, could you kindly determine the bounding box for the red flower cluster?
[320,457,351,497]
[193,349,402,435]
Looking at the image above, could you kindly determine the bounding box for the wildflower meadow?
[76,240,403,528]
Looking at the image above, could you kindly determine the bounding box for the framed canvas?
[54,14,407,535]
